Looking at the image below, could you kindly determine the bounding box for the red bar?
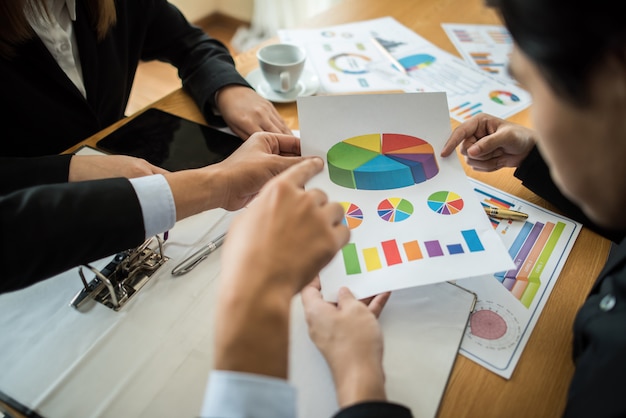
[382,239,403,266]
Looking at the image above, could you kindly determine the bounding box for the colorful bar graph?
[530,222,565,280]
[516,222,555,280]
[339,230,486,274]
[493,221,567,308]
[382,239,403,266]
[505,222,544,279]
[403,240,423,261]
[363,247,382,271]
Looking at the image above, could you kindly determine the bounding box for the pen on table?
[171,232,226,276]
[483,206,529,221]
[370,37,407,75]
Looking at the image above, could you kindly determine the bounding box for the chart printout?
[298,92,515,302]
[456,179,581,378]
[280,17,531,122]
[442,23,516,84]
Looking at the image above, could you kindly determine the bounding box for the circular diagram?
[328,53,371,74]
[340,202,363,229]
[489,90,520,105]
[465,300,521,351]
[398,53,436,71]
[327,133,439,190]
[427,191,464,215]
[470,309,507,339]
[377,198,414,222]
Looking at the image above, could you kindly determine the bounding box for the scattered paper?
[280,17,531,122]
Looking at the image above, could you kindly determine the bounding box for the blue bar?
[447,243,464,254]
[462,229,485,252]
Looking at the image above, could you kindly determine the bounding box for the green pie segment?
[327,133,439,190]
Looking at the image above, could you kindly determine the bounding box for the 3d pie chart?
[327,133,439,190]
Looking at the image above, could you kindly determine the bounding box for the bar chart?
[341,229,485,275]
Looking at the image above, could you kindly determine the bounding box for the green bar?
[342,243,361,275]
[520,281,540,308]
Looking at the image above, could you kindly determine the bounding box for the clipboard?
[289,281,476,418]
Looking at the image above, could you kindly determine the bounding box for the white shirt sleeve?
[200,370,297,418]
[128,175,176,239]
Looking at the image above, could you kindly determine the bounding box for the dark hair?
[488,0,626,107]
[0,0,116,59]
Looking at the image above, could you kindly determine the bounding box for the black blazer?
[334,402,413,418]
[0,156,145,293]
[0,0,250,157]
[515,148,626,417]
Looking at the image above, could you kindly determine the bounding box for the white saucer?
[246,68,320,103]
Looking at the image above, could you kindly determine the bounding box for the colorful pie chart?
[327,133,439,190]
[341,202,364,229]
[489,90,520,105]
[377,198,414,222]
[328,53,371,74]
[427,191,464,215]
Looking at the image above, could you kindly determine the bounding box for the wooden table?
[66,0,612,416]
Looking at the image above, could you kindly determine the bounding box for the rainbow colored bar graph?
[494,221,566,307]
[341,229,485,275]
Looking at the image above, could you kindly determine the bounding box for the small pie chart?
[427,191,464,215]
[378,198,414,222]
[489,90,520,105]
[341,202,364,229]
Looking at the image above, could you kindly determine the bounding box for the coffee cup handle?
[280,71,291,93]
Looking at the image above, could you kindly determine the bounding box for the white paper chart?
[280,17,531,122]
[456,179,582,379]
[298,93,515,302]
[442,23,516,84]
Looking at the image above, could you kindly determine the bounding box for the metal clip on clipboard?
[69,235,169,312]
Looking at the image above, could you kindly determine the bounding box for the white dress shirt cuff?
[129,174,176,239]
[200,370,297,418]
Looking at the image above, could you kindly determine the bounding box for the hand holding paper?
[297,92,515,301]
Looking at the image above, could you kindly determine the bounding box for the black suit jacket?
[0,0,250,157]
[333,402,413,418]
[0,156,145,293]
[515,148,626,417]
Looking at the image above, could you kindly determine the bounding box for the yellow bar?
[363,247,383,271]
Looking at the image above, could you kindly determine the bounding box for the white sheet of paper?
[298,93,514,301]
[279,17,531,122]
[289,282,476,418]
[457,180,582,378]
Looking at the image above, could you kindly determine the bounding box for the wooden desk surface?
[66,0,611,416]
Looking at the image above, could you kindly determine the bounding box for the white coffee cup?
[257,43,306,94]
